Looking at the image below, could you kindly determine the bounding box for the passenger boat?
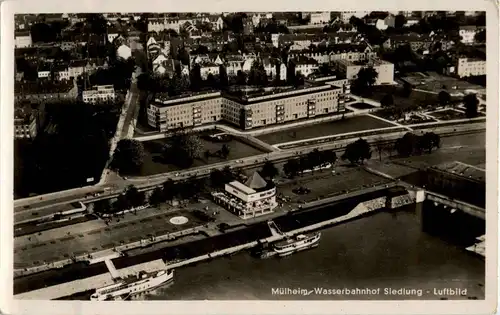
[272,232,321,257]
[90,269,174,301]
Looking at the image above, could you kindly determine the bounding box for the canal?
[144,202,485,301]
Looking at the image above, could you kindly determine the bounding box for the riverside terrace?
[147,83,344,132]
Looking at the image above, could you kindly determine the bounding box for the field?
[256,115,395,145]
[139,135,266,176]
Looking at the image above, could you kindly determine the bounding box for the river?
[141,202,485,301]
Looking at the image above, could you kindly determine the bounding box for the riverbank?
[14,185,416,299]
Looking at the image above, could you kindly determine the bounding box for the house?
[263,58,287,80]
[37,64,51,79]
[200,63,220,79]
[294,57,319,77]
[15,31,32,48]
[459,25,483,44]
[107,27,121,43]
[68,60,87,78]
[52,64,71,81]
[59,41,77,51]
[334,58,394,85]
[456,57,486,78]
[82,85,116,104]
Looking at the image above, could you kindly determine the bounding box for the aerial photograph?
[12,11,487,301]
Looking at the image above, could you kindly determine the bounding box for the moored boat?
[90,269,174,301]
[272,232,321,257]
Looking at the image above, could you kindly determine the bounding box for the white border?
[1,0,498,314]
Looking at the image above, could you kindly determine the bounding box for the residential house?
[335,58,394,85]
[107,27,121,43]
[294,57,319,77]
[200,63,220,79]
[82,85,116,104]
[459,25,484,44]
[15,31,32,48]
[37,64,51,79]
[456,57,486,77]
[52,64,71,81]
[68,60,87,78]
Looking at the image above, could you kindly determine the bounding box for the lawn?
[427,109,468,121]
[256,115,395,145]
[349,102,376,110]
[139,135,266,176]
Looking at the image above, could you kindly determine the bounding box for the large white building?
[340,11,369,23]
[82,85,116,104]
[309,12,331,24]
[147,83,343,132]
[456,57,486,78]
[335,59,394,85]
[212,172,278,219]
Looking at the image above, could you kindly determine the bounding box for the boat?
[90,269,174,301]
[272,232,321,257]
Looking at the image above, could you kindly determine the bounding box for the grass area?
[349,102,376,110]
[139,135,266,176]
[368,85,439,111]
[427,109,468,121]
[278,168,391,203]
[256,115,395,145]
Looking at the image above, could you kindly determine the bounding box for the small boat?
[272,232,321,257]
[90,269,174,301]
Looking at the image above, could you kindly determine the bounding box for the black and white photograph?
[0,0,498,314]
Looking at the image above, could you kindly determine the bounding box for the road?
[13,130,485,269]
[14,122,485,217]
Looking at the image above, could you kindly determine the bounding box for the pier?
[104,258,120,279]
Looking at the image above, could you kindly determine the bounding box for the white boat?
[272,232,321,257]
[90,269,174,301]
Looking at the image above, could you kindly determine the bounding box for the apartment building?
[15,31,32,48]
[340,11,369,23]
[147,84,342,131]
[335,59,394,85]
[289,44,377,65]
[456,57,486,78]
[14,115,38,139]
[82,85,116,104]
[309,12,331,25]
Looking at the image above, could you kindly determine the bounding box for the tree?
[219,65,229,88]
[163,179,178,200]
[320,150,337,166]
[373,137,386,161]
[163,130,203,168]
[380,93,394,108]
[438,91,451,107]
[306,149,323,171]
[341,138,372,164]
[260,161,279,179]
[219,144,230,159]
[395,132,418,157]
[402,82,413,97]
[248,59,268,86]
[149,187,165,206]
[111,139,145,175]
[394,14,407,29]
[421,132,441,154]
[124,185,145,207]
[113,194,132,213]
[190,64,202,91]
[353,67,378,94]
[474,29,486,43]
[177,47,190,65]
[463,94,479,118]
[283,159,300,178]
[236,70,247,85]
[93,199,111,214]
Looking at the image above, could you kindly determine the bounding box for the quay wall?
[15,188,419,300]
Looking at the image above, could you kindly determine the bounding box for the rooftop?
[336,58,392,67]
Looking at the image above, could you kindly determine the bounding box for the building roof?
[228,181,256,195]
[244,172,268,190]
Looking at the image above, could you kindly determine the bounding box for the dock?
[104,258,120,279]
